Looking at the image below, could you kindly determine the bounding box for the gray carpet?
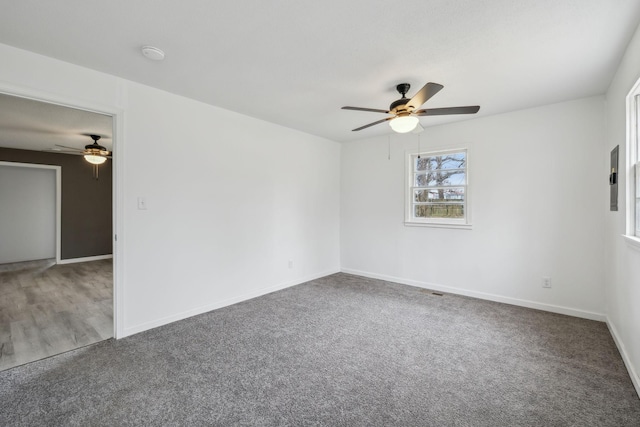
[0,273,638,426]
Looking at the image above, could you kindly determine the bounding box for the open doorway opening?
[0,93,115,370]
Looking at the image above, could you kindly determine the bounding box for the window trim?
[626,81,640,240]
[404,147,472,229]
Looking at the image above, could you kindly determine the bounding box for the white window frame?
[404,147,472,229]
[625,79,640,249]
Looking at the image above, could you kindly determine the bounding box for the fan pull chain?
[417,133,421,159]
[388,134,391,160]
[93,164,99,180]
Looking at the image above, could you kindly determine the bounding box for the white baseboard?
[57,254,113,264]
[121,268,341,338]
[341,268,606,322]
[606,318,640,398]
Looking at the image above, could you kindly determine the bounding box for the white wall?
[122,83,341,331]
[0,43,341,336]
[604,22,640,394]
[0,164,56,263]
[342,97,606,320]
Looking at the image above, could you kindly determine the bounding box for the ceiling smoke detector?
[141,46,165,61]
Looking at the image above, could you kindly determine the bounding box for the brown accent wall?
[0,147,112,260]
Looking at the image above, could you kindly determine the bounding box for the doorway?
[0,92,117,370]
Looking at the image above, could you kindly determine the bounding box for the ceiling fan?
[342,82,480,133]
[46,134,111,179]
[50,134,112,165]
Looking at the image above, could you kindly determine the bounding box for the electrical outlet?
[542,276,552,288]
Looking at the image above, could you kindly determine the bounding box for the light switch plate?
[137,197,147,210]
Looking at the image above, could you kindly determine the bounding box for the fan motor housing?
[389,83,413,114]
[390,98,410,113]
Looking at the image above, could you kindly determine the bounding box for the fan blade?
[41,150,83,156]
[342,106,390,114]
[414,106,480,116]
[55,144,83,151]
[43,149,82,155]
[352,117,393,131]
[406,82,444,110]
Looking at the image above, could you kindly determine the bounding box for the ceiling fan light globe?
[84,154,107,165]
[389,115,419,133]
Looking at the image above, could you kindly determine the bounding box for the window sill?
[623,235,640,252]
[404,221,473,230]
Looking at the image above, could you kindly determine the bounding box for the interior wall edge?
[607,317,640,397]
[341,268,606,322]
[120,267,341,338]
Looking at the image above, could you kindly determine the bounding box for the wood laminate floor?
[0,258,112,371]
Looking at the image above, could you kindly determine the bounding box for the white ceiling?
[1,0,639,143]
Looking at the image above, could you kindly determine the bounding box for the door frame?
[0,82,125,339]
[0,161,61,263]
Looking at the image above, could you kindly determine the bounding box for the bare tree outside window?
[408,150,467,222]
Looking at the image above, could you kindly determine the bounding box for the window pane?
[636,163,640,197]
[414,188,465,202]
[636,198,640,235]
[415,171,465,187]
[414,204,464,219]
[414,189,437,202]
[415,173,436,187]
[415,157,431,171]
[436,170,465,185]
[637,96,640,155]
[415,152,466,172]
[636,164,639,236]
[635,99,640,236]
[437,153,466,169]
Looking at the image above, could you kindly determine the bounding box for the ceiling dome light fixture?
[389,115,419,133]
[82,135,110,164]
[84,154,107,165]
[141,45,165,61]
[47,134,111,180]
